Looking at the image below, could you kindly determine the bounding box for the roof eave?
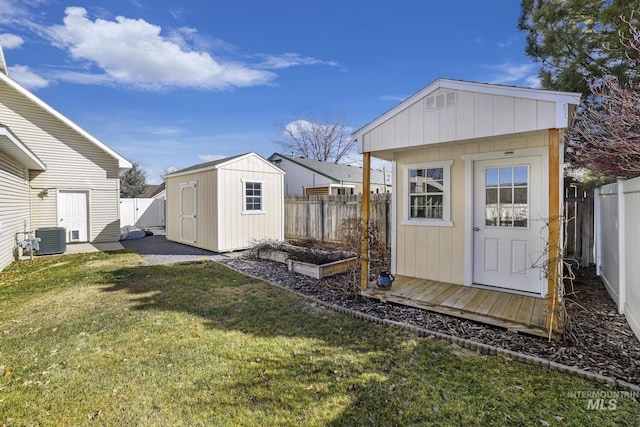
[353,78,582,152]
[0,125,46,170]
[0,72,131,170]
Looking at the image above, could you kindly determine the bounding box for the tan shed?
[353,79,581,333]
[164,152,285,252]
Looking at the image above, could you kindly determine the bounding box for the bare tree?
[275,110,355,163]
[568,16,640,180]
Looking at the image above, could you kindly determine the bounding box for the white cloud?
[259,53,339,70]
[379,94,406,102]
[198,154,226,162]
[497,37,517,48]
[486,62,539,87]
[8,64,50,89]
[0,33,23,48]
[43,7,276,91]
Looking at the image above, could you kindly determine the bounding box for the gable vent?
[425,91,457,111]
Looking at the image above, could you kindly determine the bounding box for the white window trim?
[241,179,265,215]
[401,160,453,227]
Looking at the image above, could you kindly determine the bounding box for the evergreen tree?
[120,161,147,198]
[519,0,640,96]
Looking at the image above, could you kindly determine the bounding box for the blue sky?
[0,0,540,184]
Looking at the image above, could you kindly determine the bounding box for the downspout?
[361,152,371,289]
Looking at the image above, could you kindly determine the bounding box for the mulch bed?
[217,257,640,387]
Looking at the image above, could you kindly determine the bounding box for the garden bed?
[252,241,357,279]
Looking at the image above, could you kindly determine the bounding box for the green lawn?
[0,251,638,426]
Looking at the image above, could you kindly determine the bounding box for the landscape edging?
[220,261,640,393]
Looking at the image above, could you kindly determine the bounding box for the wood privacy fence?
[564,190,594,266]
[284,194,391,246]
[594,177,640,341]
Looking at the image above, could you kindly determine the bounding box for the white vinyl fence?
[595,177,640,341]
[120,198,165,228]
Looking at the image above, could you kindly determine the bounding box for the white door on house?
[473,156,545,295]
[58,191,88,242]
[179,182,197,244]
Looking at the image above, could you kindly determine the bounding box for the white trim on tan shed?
[354,78,581,332]
[164,152,285,252]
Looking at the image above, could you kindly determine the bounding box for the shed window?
[401,160,453,227]
[243,180,264,214]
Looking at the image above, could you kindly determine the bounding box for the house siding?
[0,82,121,243]
[393,131,549,284]
[0,153,29,270]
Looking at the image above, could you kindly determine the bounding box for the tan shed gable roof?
[353,78,581,154]
[164,152,285,179]
[0,70,132,171]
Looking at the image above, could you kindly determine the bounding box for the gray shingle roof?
[268,153,388,185]
[166,153,245,176]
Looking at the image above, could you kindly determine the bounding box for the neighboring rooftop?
[140,182,165,198]
[268,153,390,185]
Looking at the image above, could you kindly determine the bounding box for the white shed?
[164,152,285,252]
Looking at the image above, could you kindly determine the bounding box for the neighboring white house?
[268,152,391,196]
[0,46,131,270]
[353,79,580,305]
[164,152,285,252]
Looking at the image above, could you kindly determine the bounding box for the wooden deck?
[362,276,553,338]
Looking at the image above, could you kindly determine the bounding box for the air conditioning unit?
[36,227,66,255]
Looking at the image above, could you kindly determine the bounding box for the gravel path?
[120,234,640,388]
[120,234,232,265]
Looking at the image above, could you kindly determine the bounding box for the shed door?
[58,191,88,242]
[473,156,544,295]
[179,182,197,244]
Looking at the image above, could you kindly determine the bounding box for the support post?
[547,129,561,332]
[361,152,371,290]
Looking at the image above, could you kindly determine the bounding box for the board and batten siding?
[216,156,284,251]
[165,169,219,250]
[362,90,557,153]
[0,82,122,243]
[165,153,284,252]
[393,131,549,285]
[0,152,30,270]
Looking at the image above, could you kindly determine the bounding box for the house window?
[243,180,264,214]
[402,160,453,226]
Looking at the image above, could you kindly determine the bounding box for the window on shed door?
[244,181,263,212]
[484,165,529,227]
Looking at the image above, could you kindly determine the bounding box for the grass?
[0,251,638,426]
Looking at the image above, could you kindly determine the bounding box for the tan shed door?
[179,182,197,244]
[58,191,88,242]
[473,156,544,295]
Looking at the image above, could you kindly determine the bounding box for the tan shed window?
[401,160,453,227]
[243,180,264,214]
